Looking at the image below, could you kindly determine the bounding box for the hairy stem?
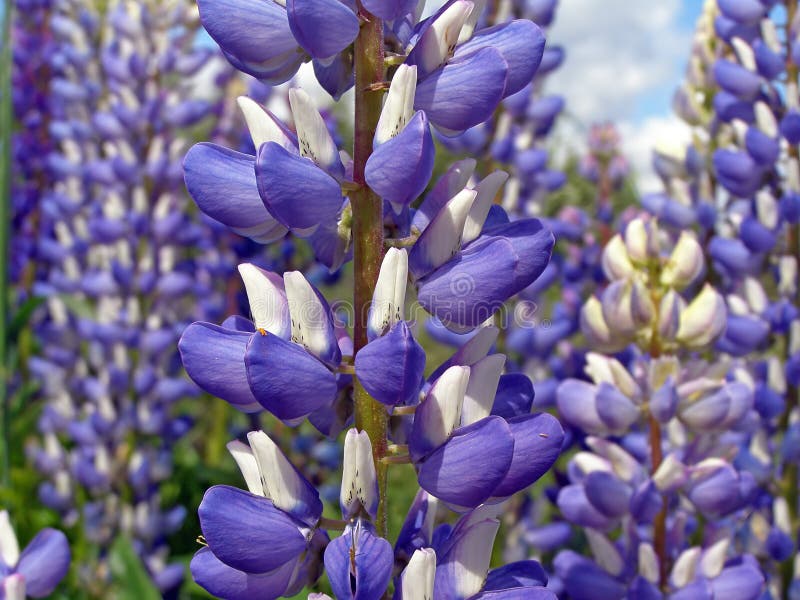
[352,4,388,537]
[0,0,13,487]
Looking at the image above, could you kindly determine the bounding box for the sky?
[546,0,707,191]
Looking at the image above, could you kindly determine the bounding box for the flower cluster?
[179,0,569,598]
[18,0,236,593]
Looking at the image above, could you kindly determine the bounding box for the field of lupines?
[2,0,800,598]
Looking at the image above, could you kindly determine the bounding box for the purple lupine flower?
[180,264,344,422]
[0,512,70,599]
[192,431,327,599]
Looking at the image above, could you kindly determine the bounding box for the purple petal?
[483,560,548,590]
[745,128,780,166]
[16,529,70,598]
[417,219,554,328]
[710,560,765,600]
[325,522,393,600]
[415,48,509,134]
[553,551,626,600]
[190,547,296,600]
[473,590,556,600]
[362,0,417,20]
[556,485,614,530]
[417,416,514,507]
[245,332,338,421]
[455,20,545,96]
[287,0,359,59]
[256,142,343,235]
[713,59,762,100]
[178,322,261,412]
[355,321,426,406]
[183,143,287,241]
[199,486,308,574]
[490,413,564,499]
[366,111,435,206]
[583,471,631,519]
[490,374,535,419]
[556,379,605,433]
[595,383,640,433]
[717,0,766,24]
[198,0,301,83]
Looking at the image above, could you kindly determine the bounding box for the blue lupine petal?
[362,0,417,20]
[355,321,426,406]
[454,20,545,96]
[417,219,554,328]
[491,373,535,419]
[178,322,262,413]
[256,142,343,235]
[717,0,766,24]
[710,560,765,600]
[483,560,548,590]
[183,143,287,241]
[287,0,359,60]
[415,48,509,134]
[490,413,563,499]
[553,551,626,600]
[325,522,393,600]
[713,59,762,100]
[198,486,308,574]
[417,416,514,507]
[245,332,337,420]
[15,529,71,598]
[556,485,614,530]
[198,0,301,83]
[190,547,296,600]
[365,111,435,206]
[583,471,631,519]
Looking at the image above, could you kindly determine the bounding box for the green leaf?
[5,296,45,343]
[108,537,162,600]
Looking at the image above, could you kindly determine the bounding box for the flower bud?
[660,232,703,289]
[341,429,379,519]
[676,284,727,348]
[601,234,634,281]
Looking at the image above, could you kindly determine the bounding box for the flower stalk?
[352,3,389,538]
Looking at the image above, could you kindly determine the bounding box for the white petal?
[226,440,265,497]
[2,574,25,600]
[450,324,500,366]
[340,429,379,518]
[461,354,505,426]
[586,529,623,576]
[288,88,341,176]
[700,537,730,579]
[458,0,486,43]
[247,431,307,513]
[413,188,477,274]
[449,518,498,599]
[671,547,701,588]
[461,171,508,244]
[368,247,408,339]
[237,96,296,151]
[238,263,290,336]
[284,271,337,362]
[638,543,660,584]
[0,511,20,567]
[402,548,436,600]
[375,65,418,145]
[415,0,474,74]
[424,366,470,448]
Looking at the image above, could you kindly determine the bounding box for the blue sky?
[546,0,707,189]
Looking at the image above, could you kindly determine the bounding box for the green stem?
[352,4,388,537]
[0,0,14,488]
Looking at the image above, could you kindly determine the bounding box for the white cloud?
[547,0,690,123]
[618,116,691,193]
[545,0,694,190]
